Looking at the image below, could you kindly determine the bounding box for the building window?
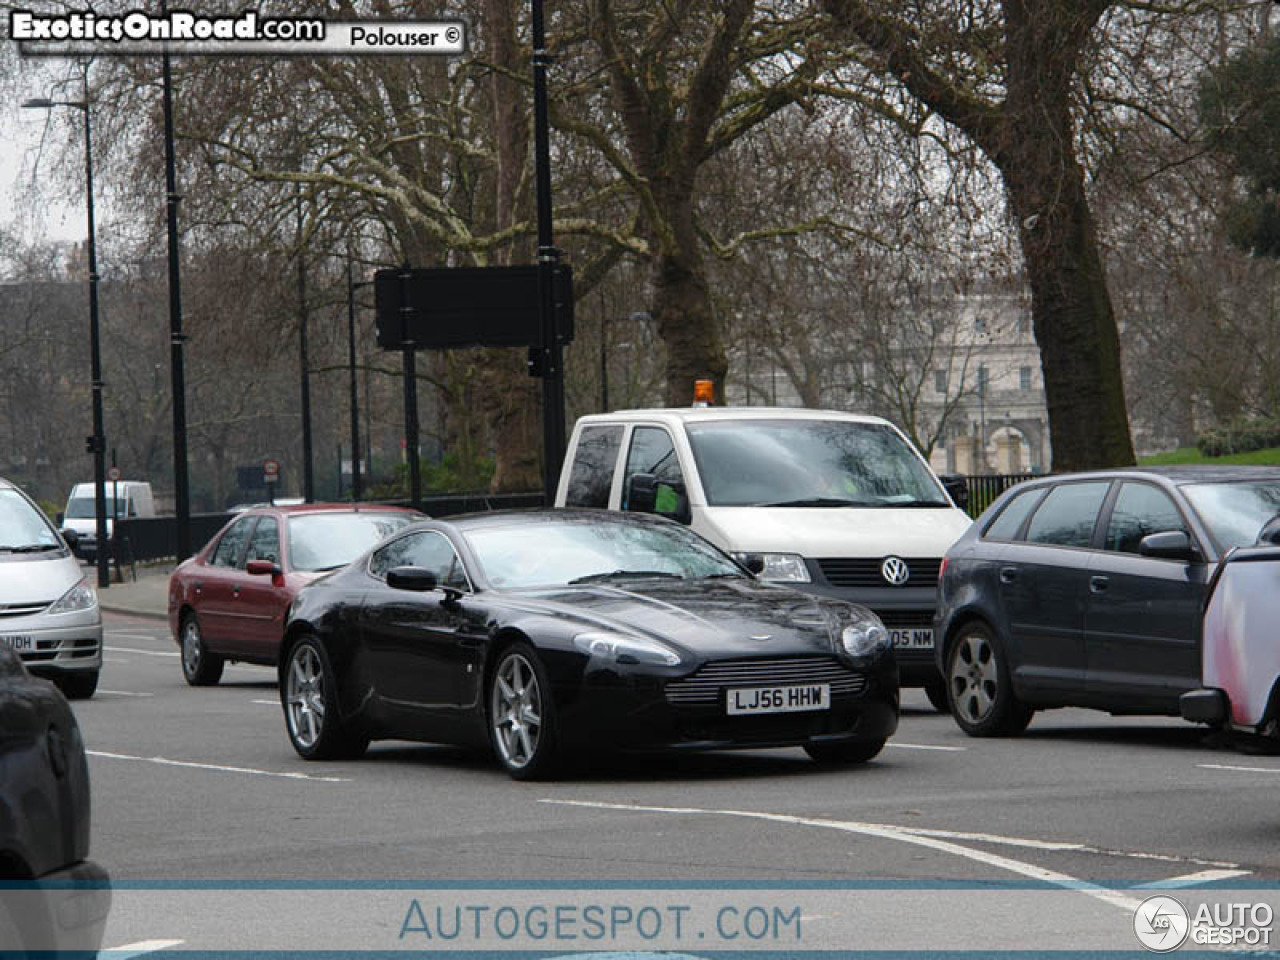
[934,369,947,394]
[975,315,987,336]
[1020,367,1032,391]
[977,365,989,395]
[1017,314,1030,335]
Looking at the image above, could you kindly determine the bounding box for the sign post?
[263,459,280,505]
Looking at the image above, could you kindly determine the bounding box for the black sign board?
[374,265,574,350]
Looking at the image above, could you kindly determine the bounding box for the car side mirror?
[246,559,285,586]
[1257,515,1280,546]
[60,528,78,552]
[739,553,766,575]
[940,475,969,511]
[1138,530,1197,561]
[387,566,438,591]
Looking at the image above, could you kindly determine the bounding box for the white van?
[554,407,973,707]
[61,480,155,561]
[0,477,102,698]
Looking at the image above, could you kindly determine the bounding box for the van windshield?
[0,489,61,551]
[66,495,129,519]
[685,419,948,508]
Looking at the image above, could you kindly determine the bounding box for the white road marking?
[105,645,178,658]
[252,699,278,705]
[87,750,349,782]
[1199,762,1280,774]
[542,799,1243,911]
[102,940,185,957]
[98,689,155,698]
[104,657,131,664]
[1136,869,1252,889]
[105,632,167,640]
[885,742,966,752]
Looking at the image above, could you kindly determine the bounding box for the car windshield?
[463,518,742,589]
[685,419,948,507]
[288,512,418,572]
[0,488,61,551]
[1182,480,1280,551]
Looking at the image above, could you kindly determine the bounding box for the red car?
[168,503,421,685]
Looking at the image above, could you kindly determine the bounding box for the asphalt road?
[73,611,1280,953]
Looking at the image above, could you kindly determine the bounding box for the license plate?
[891,628,934,649]
[0,636,34,653]
[727,684,830,715]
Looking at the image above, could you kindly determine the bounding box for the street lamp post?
[346,259,373,502]
[23,75,109,590]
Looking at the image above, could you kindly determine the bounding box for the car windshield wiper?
[569,570,685,584]
[755,497,876,508]
[704,572,746,579]
[0,544,61,553]
[874,499,951,508]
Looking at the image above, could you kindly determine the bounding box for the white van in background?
[554,406,973,708]
[0,477,102,698]
[61,481,156,562]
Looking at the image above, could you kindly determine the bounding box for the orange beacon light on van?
[693,379,715,407]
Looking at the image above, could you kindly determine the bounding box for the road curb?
[99,603,169,623]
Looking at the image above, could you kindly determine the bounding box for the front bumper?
[1,607,103,677]
[0,859,111,953]
[559,656,899,753]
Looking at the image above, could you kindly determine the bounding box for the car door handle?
[232,585,241,597]
[999,567,1018,584]
[1090,576,1109,594]
[458,636,485,649]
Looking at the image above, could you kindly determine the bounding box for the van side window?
[565,425,623,508]
[623,427,684,508]
[211,517,254,568]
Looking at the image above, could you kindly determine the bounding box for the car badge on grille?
[881,556,910,586]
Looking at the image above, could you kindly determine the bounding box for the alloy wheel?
[286,643,326,750]
[491,652,543,769]
[950,630,998,723]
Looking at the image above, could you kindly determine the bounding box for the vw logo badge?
[881,556,910,586]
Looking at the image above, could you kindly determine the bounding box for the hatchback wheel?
[283,635,368,761]
[180,614,224,686]
[947,622,1033,737]
[489,643,560,780]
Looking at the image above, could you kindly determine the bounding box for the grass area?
[1138,446,1280,466]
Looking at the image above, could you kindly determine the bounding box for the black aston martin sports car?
[278,510,899,779]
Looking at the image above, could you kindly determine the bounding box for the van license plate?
[727,684,830,715]
[891,629,933,649]
[0,636,35,653]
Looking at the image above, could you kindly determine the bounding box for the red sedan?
[168,503,421,685]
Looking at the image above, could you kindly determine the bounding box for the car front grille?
[665,656,866,706]
[875,610,936,630]
[0,601,51,619]
[817,558,941,588]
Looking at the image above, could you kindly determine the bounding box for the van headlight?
[738,553,810,583]
[574,631,681,666]
[48,577,98,615]
[840,615,889,659]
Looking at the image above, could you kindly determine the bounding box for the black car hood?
[506,577,845,659]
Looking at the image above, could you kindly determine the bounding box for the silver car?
[0,478,102,698]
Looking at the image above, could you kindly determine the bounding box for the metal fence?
[957,473,1039,518]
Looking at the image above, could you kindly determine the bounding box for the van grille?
[817,558,941,588]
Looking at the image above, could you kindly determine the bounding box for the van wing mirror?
[940,474,969,511]
[1138,530,1197,561]
[625,473,658,514]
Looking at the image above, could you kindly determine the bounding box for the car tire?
[282,635,368,761]
[488,641,560,781]
[923,677,949,713]
[946,621,1033,737]
[55,670,99,700]
[804,738,886,765]
[180,613,224,687]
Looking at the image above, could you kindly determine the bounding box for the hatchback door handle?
[1090,576,1109,593]
[999,567,1018,584]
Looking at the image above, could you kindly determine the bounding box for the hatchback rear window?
[982,487,1044,541]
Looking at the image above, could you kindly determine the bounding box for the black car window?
[564,425,624,508]
[369,531,470,591]
[1104,483,1187,555]
[983,487,1044,541]
[210,516,254,568]
[622,427,685,508]
[245,516,280,566]
[1023,482,1110,548]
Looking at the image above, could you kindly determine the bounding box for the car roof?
[238,502,421,516]
[1027,465,1280,486]
[572,406,892,427]
[434,507,664,532]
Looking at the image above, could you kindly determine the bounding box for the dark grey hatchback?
[934,466,1280,736]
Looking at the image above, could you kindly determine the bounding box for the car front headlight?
[574,631,682,667]
[840,614,889,659]
[739,553,810,583]
[48,577,98,616]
